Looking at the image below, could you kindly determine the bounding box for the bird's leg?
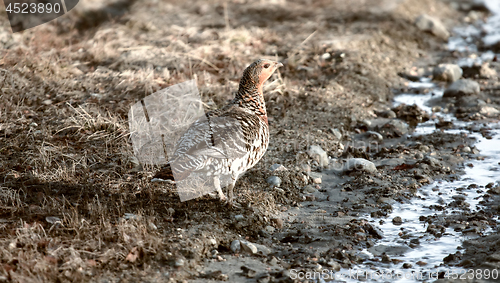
[213,176,226,202]
[226,172,240,207]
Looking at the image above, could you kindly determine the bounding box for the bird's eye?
[263,63,270,68]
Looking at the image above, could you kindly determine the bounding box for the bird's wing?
[173,108,258,161]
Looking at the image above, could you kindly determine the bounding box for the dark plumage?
[154,59,283,204]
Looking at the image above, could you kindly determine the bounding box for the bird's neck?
[233,81,266,116]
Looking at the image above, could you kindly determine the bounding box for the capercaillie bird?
[154,59,283,205]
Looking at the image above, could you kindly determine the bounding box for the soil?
[0,0,499,282]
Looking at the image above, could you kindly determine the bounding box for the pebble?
[382,254,392,263]
[424,155,441,167]
[432,106,442,112]
[433,64,462,82]
[234,214,245,221]
[379,110,397,118]
[264,225,275,234]
[443,79,480,98]
[269,164,287,172]
[403,263,413,269]
[308,145,329,167]
[392,216,403,225]
[42,99,53,105]
[230,240,241,253]
[241,266,257,278]
[240,240,258,254]
[479,106,500,117]
[461,146,471,153]
[415,14,450,39]
[272,218,283,229]
[344,158,377,174]
[300,163,311,173]
[308,172,322,184]
[266,176,281,187]
[175,258,184,267]
[382,119,409,136]
[329,128,342,140]
[303,185,317,193]
[327,260,341,271]
[420,146,431,153]
[321,53,331,60]
[366,131,383,141]
[416,261,427,266]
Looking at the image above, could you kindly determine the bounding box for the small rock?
[272,218,283,229]
[175,258,184,267]
[42,99,53,105]
[382,119,409,137]
[366,131,383,141]
[403,262,413,269]
[382,254,391,263]
[256,274,270,283]
[432,106,442,112]
[392,216,403,225]
[443,79,480,98]
[344,158,377,174]
[329,128,342,140]
[308,145,329,167]
[300,163,311,173]
[266,176,281,187]
[424,155,441,167]
[45,216,62,224]
[241,266,257,278]
[480,63,497,78]
[303,185,317,193]
[268,257,278,265]
[234,214,245,221]
[433,64,462,82]
[321,53,331,60]
[415,14,449,39]
[308,172,322,184]
[240,240,258,254]
[269,164,287,172]
[254,243,272,256]
[304,194,316,201]
[416,261,427,266]
[327,260,341,271]
[479,106,500,117]
[462,146,471,153]
[379,110,397,118]
[264,225,275,234]
[230,240,241,253]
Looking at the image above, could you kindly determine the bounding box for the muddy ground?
[0,0,499,282]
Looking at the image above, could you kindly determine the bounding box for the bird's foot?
[222,196,241,209]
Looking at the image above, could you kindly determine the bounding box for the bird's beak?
[276,62,283,68]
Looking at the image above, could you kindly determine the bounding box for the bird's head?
[240,59,283,92]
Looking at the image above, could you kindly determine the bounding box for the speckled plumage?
[154,59,283,204]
